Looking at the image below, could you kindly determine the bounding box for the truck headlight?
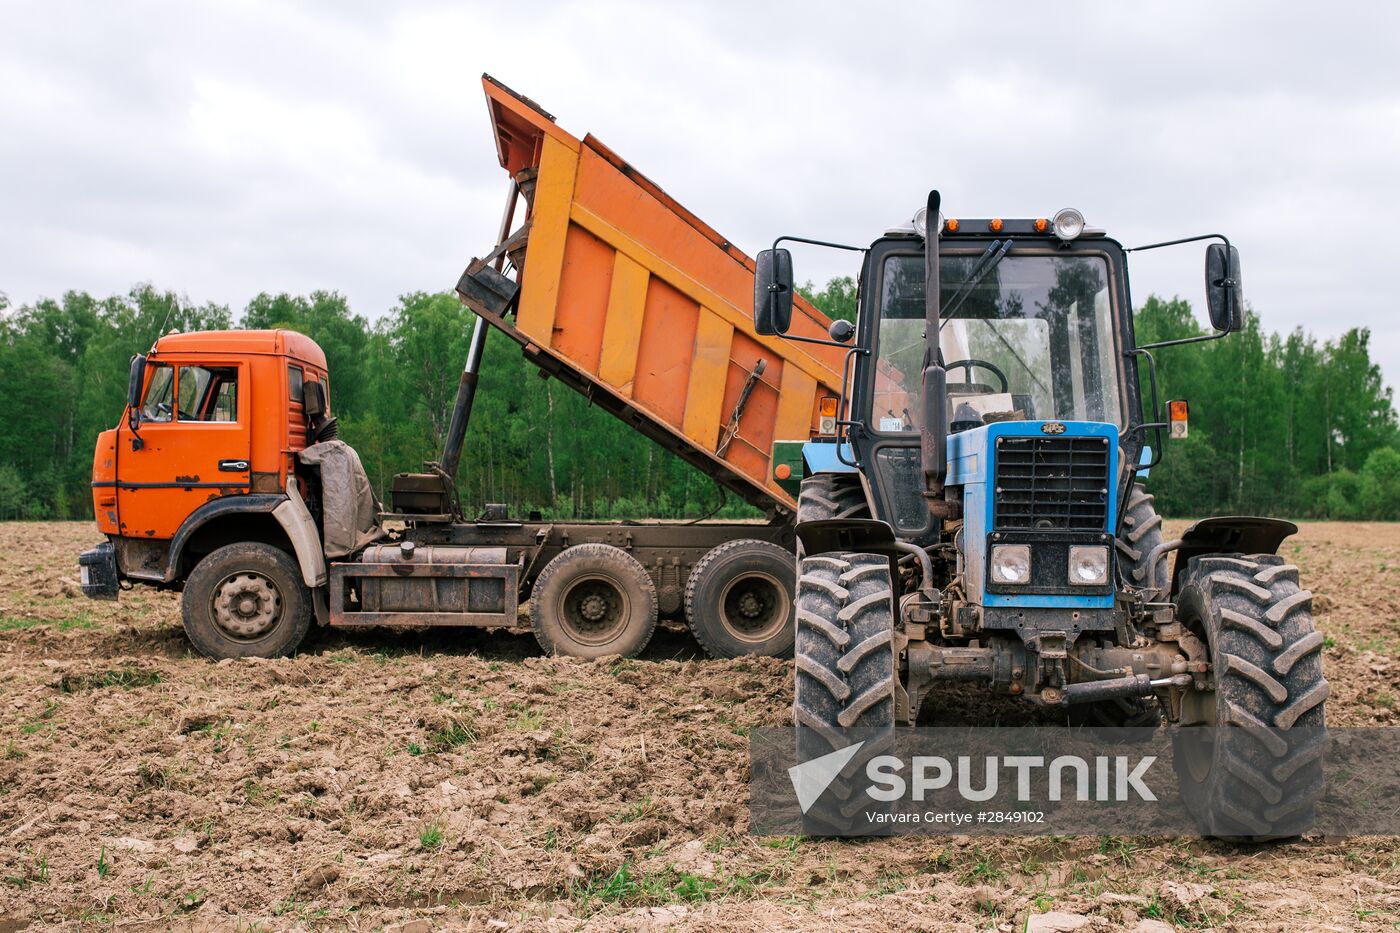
[1068,545,1109,586]
[990,545,1031,585]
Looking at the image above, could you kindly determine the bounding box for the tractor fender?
[273,477,328,588]
[1169,515,1298,597]
[796,518,900,559]
[164,494,286,582]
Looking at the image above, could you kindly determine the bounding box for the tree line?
[0,282,1395,522]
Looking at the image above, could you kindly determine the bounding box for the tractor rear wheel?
[1070,482,1167,732]
[796,474,869,525]
[182,543,312,660]
[530,544,658,659]
[1171,553,1329,839]
[793,551,896,835]
[684,539,794,659]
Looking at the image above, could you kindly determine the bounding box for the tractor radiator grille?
[993,436,1111,531]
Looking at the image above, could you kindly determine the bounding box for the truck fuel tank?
[350,543,513,618]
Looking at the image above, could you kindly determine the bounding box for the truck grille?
[993,436,1110,531]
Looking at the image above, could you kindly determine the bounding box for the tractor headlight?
[990,545,1031,585]
[1052,207,1085,242]
[1068,545,1109,586]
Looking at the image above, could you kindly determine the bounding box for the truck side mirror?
[126,354,147,409]
[303,380,326,419]
[754,248,794,336]
[1205,243,1243,333]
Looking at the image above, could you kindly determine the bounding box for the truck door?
[116,360,252,540]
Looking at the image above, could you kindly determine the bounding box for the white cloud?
[1,0,1396,389]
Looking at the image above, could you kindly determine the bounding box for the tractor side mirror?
[754,248,794,336]
[1205,243,1243,333]
[126,354,147,409]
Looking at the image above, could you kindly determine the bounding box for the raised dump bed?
[457,75,846,516]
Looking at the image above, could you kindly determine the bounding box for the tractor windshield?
[872,251,1124,432]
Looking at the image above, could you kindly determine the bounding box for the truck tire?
[1171,553,1329,839]
[181,542,313,660]
[530,544,658,659]
[1070,483,1166,732]
[794,552,896,835]
[684,540,795,659]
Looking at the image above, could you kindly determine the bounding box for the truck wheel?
[1171,553,1329,839]
[1069,483,1166,732]
[182,543,313,660]
[794,551,895,834]
[684,540,794,659]
[797,474,869,524]
[530,544,657,659]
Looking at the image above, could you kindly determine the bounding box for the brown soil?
[0,521,1396,931]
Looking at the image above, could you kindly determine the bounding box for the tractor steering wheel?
[944,358,1010,394]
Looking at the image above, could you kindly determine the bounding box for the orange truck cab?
[80,331,335,644]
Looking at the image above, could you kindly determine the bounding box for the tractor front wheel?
[1171,553,1329,839]
[793,551,896,835]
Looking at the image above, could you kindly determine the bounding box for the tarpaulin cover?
[298,440,384,558]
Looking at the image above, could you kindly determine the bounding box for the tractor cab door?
[116,359,252,540]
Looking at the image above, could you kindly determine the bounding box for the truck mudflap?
[78,541,119,600]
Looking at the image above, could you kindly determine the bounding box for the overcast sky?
[3,2,1397,390]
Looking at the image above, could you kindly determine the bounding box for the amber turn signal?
[989,218,1003,233]
[1168,399,1189,439]
[944,218,959,233]
[819,397,839,418]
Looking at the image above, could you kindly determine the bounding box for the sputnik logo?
[787,741,865,813]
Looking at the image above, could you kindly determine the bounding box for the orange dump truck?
[78,76,846,663]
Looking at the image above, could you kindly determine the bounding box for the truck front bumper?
[78,541,119,600]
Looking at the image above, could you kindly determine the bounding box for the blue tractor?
[754,194,1328,837]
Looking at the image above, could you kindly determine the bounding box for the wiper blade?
[940,238,1014,328]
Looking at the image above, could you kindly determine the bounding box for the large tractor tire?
[796,474,869,525]
[182,543,313,660]
[1171,553,1329,839]
[794,551,896,835]
[530,544,658,659]
[1070,483,1166,732]
[684,539,794,659]
[1117,483,1167,590]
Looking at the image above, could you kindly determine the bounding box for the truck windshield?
[873,251,1123,432]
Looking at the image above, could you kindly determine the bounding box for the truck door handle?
[218,459,250,472]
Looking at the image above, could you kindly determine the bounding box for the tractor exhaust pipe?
[920,190,956,521]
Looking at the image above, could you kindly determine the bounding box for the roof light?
[988,218,1003,232]
[912,207,929,238]
[1034,218,1049,233]
[1052,208,1085,242]
[944,218,960,233]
